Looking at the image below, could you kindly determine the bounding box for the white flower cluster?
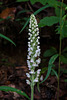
[26,14,41,85]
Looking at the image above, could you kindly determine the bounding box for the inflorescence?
[26,14,41,86]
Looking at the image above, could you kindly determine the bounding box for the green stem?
[31,75,34,100]
[57,0,63,100]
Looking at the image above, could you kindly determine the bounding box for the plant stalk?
[57,0,64,100]
[31,75,34,100]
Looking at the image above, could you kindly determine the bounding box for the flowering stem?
[31,75,34,100]
[26,14,41,100]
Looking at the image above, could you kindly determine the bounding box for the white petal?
[26,80,30,85]
[27,55,30,59]
[36,58,41,64]
[26,73,30,78]
[34,78,38,82]
[40,75,43,81]
[29,29,31,32]
[30,58,34,63]
[29,70,35,74]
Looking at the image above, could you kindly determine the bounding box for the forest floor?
[0,38,67,100]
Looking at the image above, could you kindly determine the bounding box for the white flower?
[37,31,39,35]
[31,20,34,23]
[36,58,41,64]
[32,63,37,67]
[35,34,37,37]
[26,73,30,78]
[28,33,30,35]
[33,53,37,57]
[32,37,35,40]
[37,69,41,76]
[29,70,35,74]
[31,40,33,42]
[30,47,33,51]
[36,28,39,31]
[29,29,31,32]
[27,55,30,59]
[28,51,32,56]
[34,29,36,32]
[38,42,40,44]
[32,24,34,26]
[34,21,37,25]
[33,43,35,46]
[28,44,31,47]
[36,39,38,43]
[27,60,31,69]
[28,37,31,40]
[28,66,31,69]
[36,50,39,54]
[34,78,38,82]
[37,46,40,49]
[26,14,41,85]
[32,31,35,34]
[27,60,30,65]
[28,48,30,51]
[26,80,30,85]
[38,36,40,39]
[36,25,38,27]
[37,69,41,72]
[30,58,34,63]
[32,27,34,30]
[28,43,31,47]
[40,75,43,81]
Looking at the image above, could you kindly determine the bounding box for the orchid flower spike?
[26,14,41,86]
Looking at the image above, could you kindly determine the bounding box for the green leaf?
[43,47,57,57]
[57,1,67,8]
[17,10,30,15]
[56,20,67,39]
[34,5,50,15]
[51,68,58,78]
[47,0,58,7]
[16,0,29,2]
[39,16,59,27]
[20,18,29,33]
[62,24,67,38]
[60,55,67,64]
[40,54,58,84]
[47,0,66,8]
[37,83,40,92]
[65,7,67,10]
[55,7,65,17]
[20,4,50,33]
[49,54,59,65]
[30,0,47,5]
[0,86,30,100]
[0,34,16,46]
[40,65,52,84]
[30,0,59,7]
